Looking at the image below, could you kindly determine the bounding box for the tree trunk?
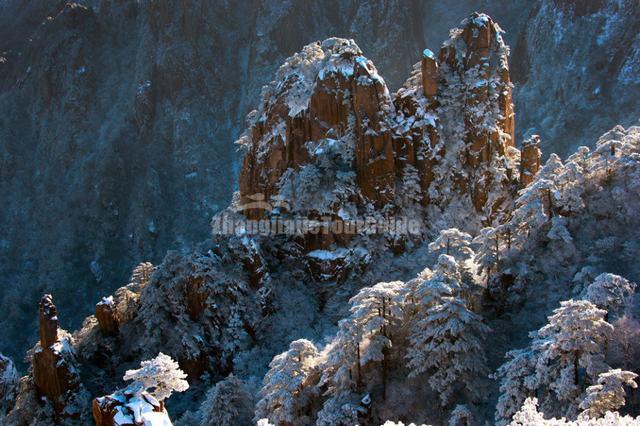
[382,297,387,401]
[356,342,362,388]
[574,351,580,386]
[495,235,500,270]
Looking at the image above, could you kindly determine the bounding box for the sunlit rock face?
[238,39,397,219]
[396,13,519,217]
[520,135,542,187]
[238,14,522,243]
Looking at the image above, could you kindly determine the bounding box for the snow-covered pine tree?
[129,261,155,290]
[511,178,557,241]
[402,266,434,317]
[546,216,573,244]
[315,394,363,426]
[408,295,490,405]
[448,404,474,426]
[579,369,638,419]
[406,255,490,404]
[583,273,636,319]
[534,300,613,417]
[316,281,406,424]
[556,157,587,217]
[347,281,404,399]
[401,164,423,206]
[509,396,640,425]
[428,228,474,259]
[473,226,502,280]
[255,339,319,425]
[123,352,189,402]
[609,316,640,370]
[508,397,547,425]
[404,255,461,320]
[493,347,539,426]
[199,374,253,426]
[319,319,361,400]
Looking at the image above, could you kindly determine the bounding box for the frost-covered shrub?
[448,404,474,426]
[428,228,474,260]
[133,243,261,372]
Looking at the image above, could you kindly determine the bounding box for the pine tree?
[405,256,490,404]
[401,164,423,206]
[509,397,640,425]
[123,352,189,402]
[315,395,363,426]
[473,226,502,279]
[428,228,474,259]
[407,295,490,405]
[255,339,319,425]
[579,369,638,419]
[199,374,253,426]
[583,273,636,317]
[534,300,613,416]
[347,281,404,399]
[609,316,640,369]
[319,319,360,399]
[404,255,461,318]
[449,404,474,426]
[507,398,550,425]
[493,348,538,425]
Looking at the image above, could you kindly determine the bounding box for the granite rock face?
[238,14,522,239]
[239,39,397,218]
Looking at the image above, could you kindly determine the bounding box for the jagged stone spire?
[38,294,59,349]
[32,294,81,413]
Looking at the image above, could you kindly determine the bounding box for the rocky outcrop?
[92,389,169,426]
[94,262,153,336]
[396,13,519,217]
[32,295,80,409]
[239,13,523,240]
[3,0,640,370]
[95,297,119,336]
[6,294,92,423]
[239,39,397,219]
[0,353,18,414]
[520,135,542,186]
[421,50,439,100]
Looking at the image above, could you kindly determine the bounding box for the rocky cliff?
[1,12,532,423]
[4,0,640,366]
[0,7,639,424]
[239,13,519,234]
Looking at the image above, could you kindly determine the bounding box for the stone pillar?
[520,135,542,187]
[421,49,438,99]
[39,294,58,349]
